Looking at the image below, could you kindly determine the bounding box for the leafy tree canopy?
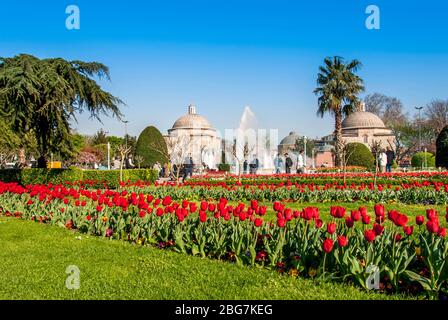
[0,54,124,167]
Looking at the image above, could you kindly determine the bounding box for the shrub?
[411,152,435,168]
[0,168,158,188]
[218,163,231,172]
[344,143,375,170]
[436,125,448,168]
[135,126,168,168]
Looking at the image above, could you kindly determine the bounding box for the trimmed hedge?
[135,126,169,168]
[218,164,231,172]
[0,168,158,188]
[345,143,375,170]
[436,125,448,168]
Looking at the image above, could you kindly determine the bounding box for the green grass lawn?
[0,217,410,300]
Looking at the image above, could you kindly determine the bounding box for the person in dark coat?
[386,147,395,173]
[284,153,293,174]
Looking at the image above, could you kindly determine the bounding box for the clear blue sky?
[1,0,448,140]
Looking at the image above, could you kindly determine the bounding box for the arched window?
[363,135,368,144]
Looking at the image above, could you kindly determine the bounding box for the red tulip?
[374,204,384,217]
[208,203,216,212]
[426,220,439,234]
[403,225,413,236]
[395,234,403,242]
[337,235,348,247]
[258,206,267,216]
[327,222,336,235]
[351,210,361,222]
[373,223,384,236]
[362,214,371,225]
[162,196,172,207]
[438,227,447,238]
[416,215,425,225]
[156,207,164,216]
[395,214,409,227]
[86,215,92,221]
[314,218,323,229]
[364,229,376,243]
[345,217,354,228]
[322,238,334,253]
[277,218,286,228]
[426,209,438,222]
[330,206,346,219]
[199,211,207,223]
[254,218,263,227]
[139,210,146,218]
[96,205,103,212]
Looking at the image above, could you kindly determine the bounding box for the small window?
[363,135,368,143]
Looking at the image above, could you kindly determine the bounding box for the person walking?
[386,147,395,173]
[379,149,388,173]
[250,155,260,175]
[243,159,248,174]
[296,150,305,174]
[274,153,283,174]
[285,153,293,174]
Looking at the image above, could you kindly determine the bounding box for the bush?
[344,143,375,170]
[0,168,158,188]
[135,126,168,168]
[436,125,448,168]
[411,152,435,168]
[218,163,231,172]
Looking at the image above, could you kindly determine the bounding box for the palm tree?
[314,56,365,167]
[0,54,123,167]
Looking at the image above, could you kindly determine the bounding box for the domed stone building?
[278,131,300,155]
[166,104,221,170]
[340,103,395,149]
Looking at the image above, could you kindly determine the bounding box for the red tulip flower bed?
[1,181,447,298]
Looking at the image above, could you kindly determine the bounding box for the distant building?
[166,104,221,169]
[339,102,395,149]
[278,131,300,155]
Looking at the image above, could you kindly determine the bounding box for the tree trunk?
[334,109,343,167]
[19,147,26,168]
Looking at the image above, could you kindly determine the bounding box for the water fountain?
[232,106,276,175]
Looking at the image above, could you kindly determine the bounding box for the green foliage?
[0,168,158,188]
[135,126,168,168]
[436,126,448,168]
[0,54,123,163]
[218,163,231,172]
[344,143,374,170]
[411,152,435,168]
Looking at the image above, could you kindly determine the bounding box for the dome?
[171,105,213,130]
[342,111,386,129]
[279,131,299,145]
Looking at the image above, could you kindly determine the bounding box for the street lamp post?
[415,107,423,152]
[303,136,307,168]
[123,120,129,149]
[107,142,111,170]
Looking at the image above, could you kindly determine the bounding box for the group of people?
[274,150,306,174]
[243,156,260,175]
[152,154,195,181]
[112,156,135,170]
[378,147,396,173]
